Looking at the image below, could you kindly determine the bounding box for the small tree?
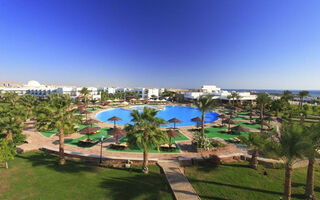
[36,94,79,165]
[239,132,267,169]
[303,124,320,198]
[299,90,309,108]
[0,138,17,169]
[195,95,216,138]
[80,87,90,106]
[265,123,308,200]
[256,93,271,130]
[125,107,167,174]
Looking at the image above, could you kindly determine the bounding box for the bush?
[193,133,212,150]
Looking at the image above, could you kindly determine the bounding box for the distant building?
[0,80,100,100]
[184,85,257,102]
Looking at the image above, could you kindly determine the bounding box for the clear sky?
[1,0,320,89]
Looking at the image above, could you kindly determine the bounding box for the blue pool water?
[96,105,219,127]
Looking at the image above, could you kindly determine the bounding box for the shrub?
[193,133,212,150]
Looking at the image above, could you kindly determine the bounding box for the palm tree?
[298,90,309,108]
[36,94,79,165]
[271,99,284,117]
[2,92,19,106]
[19,94,39,118]
[0,104,24,141]
[125,107,167,174]
[80,87,90,106]
[256,93,271,130]
[227,92,238,107]
[266,123,308,200]
[195,95,216,137]
[303,123,320,199]
[239,132,267,169]
[281,90,293,104]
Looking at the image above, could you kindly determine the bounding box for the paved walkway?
[158,160,200,200]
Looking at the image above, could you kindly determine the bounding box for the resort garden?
[0,89,319,200]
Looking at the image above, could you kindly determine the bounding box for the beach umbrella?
[223,118,237,132]
[79,127,101,140]
[231,125,250,133]
[191,117,202,129]
[261,121,272,128]
[168,118,182,129]
[167,129,180,147]
[109,127,126,144]
[264,115,275,122]
[108,116,122,128]
[82,119,100,127]
[218,114,227,119]
[80,110,90,120]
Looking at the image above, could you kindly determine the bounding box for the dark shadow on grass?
[99,170,173,200]
[188,178,283,196]
[221,163,251,169]
[198,195,228,200]
[16,151,98,174]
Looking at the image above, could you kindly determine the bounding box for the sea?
[223,89,320,98]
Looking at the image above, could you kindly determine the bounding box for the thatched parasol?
[191,117,202,128]
[264,116,275,122]
[109,127,126,144]
[168,118,182,129]
[231,125,250,133]
[108,116,122,128]
[218,114,227,119]
[223,118,237,131]
[167,129,180,147]
[80,110,90,120]
[261,121,272,127]
[79,127,101,140]
[82,119,100,126]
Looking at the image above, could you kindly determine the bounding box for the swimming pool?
[96,105,219,127]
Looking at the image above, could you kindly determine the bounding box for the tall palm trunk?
[260,105,264,131]
[142,149,149,174]
[201,112,205,137]
[7,130,13,141]
[284,164,293,200]
[250,150,258,169]
[305,158,315,198]
[58,129,66,165]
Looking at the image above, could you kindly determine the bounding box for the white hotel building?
[99,87,163,99]
[0,80,100,99]
[184,85,257,102]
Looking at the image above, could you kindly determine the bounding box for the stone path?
[158,160,200,200]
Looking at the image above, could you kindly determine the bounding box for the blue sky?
[1,0,320,89]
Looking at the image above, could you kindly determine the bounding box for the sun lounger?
[77,139,99,147]
[160,144,176,151]
[110,143,128,150]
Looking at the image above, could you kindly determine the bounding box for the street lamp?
[99,135,105,164]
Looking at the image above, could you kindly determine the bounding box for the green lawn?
[0,151,173,200]
[39,124,98,138]
[107,131,189,153]
[40,129,58,138]
[185,161,320,200]
[204,127,249,140]
[65,127,110,147]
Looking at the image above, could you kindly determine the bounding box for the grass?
[65,127,110,147]
[204,127,249,140]
[0,151,173,200]
[40,129,58,138]
[185,161,320,200]
[107,131,189,153]
[39,124,98,138]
